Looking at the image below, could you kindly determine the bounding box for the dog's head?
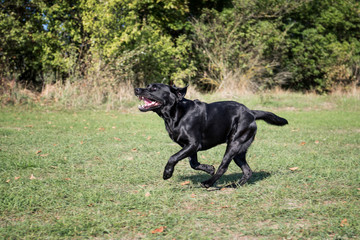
[134,83,187,112]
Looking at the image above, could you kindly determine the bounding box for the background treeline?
[1,0,360,94]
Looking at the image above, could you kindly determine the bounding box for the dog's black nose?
[134,88,141,95]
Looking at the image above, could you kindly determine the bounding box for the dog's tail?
[251,110,288,126]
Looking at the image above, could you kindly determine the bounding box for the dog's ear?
[171,85,188,101]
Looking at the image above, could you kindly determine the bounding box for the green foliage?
[0,0,359,92]
[0,0,45,85]
[276,0,360,92]
[191,4,286,91]
[192,0,360,92]
[81,0,196,85]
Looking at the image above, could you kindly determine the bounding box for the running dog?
[134,83,288,188]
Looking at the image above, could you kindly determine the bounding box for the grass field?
[1,93,359,239]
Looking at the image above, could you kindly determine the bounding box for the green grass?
[1,94,359,239]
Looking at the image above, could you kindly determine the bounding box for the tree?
[275,0,360,92]
[191,0,360,92]
[0,0,45,87]
[1,0,359,93]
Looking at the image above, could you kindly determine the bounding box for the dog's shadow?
[179,171,271,188]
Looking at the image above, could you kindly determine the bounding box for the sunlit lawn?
[1,93,359,239]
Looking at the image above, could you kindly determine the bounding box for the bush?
[1,0,359,94]
[276,0,360,93]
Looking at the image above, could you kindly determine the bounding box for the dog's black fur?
[134,83,288,188]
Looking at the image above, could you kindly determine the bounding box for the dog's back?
[186,100,256,150]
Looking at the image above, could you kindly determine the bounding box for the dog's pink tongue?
[144,98,152,105]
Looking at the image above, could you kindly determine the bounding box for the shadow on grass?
[179,170,271,188]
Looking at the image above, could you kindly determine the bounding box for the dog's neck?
[155,99,187,131]
[156,102,179,122]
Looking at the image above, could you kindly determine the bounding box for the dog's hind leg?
[189,154,215,175]
[201,114,257,188]
[200,144,237,188]
[233,152,253,186]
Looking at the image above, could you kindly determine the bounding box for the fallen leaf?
[147,136,152,140]
[64,178,71,181]
[29,174,36,180]
[40,154,49,157]
[315,140,320,144]
[87,203,94,207]
[80,141,84,145]
[340,218,348,227]
[289,167,299,171]
[36,150,42,154]
[14,176,20,180]
[98,127,105,131]
[191,193,196,198]
[181,181,190,186]
[112,126,116,129]
[300,141,306,146]
[151,226,166,234]
[114,137,121,141]
[25,125,33,128]
[131,148,137,152]
[6,179,10,183]
[145,192,151,197]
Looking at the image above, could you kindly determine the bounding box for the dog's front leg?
[163,145,197,180]
[189,154,215,175]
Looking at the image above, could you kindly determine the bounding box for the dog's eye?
[147,85,157,91]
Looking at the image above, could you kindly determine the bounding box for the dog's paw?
[225,183,239,188]
[208,165,215,176]
[238,178,248,186]
[200,180,213,188]
[163,169,173,180]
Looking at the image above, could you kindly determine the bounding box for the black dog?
[134,83,288,188]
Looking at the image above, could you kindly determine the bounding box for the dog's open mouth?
[138,96,162,111]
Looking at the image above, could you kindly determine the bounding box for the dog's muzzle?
[134,88,162,112]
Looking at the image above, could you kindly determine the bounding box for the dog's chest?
[165,124,182,143]
[163,100,205,146]
[164,121,191,147]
